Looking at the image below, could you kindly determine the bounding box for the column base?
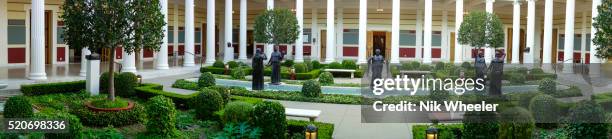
[79,71,87,77]
[156,64,170,70]
[422,58,432,64]
[122,67,137,73]
[183,63,196,67]
[324,58,335,64]
[294,58,304,63]
[28,73,47,80]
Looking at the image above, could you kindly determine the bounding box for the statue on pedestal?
[488,50,505,96]
[368,49,385,88]
[252,48,266,90]
[268,46,283,85]
[475,51,487,81]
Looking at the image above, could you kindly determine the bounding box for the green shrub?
[296,69,321,80]
[531,68,544,74]
[418,64,432,71]
[328,62,343,69]
[90,98,129,108]
[517,92,541,108]
[429,89,450,102]
[135,83,199,108]
[206,86,232,104]
[194,88,224,120]
[304,61,314,71]
[302,80,322,98]
[214,122,261,139]
[516,67,529,74]
[231,96,264,105]
[3,96,33,118]
[71,102,145,127]
[311,60,321,69]
[213,60,225,68]
[81,127,124,139]
[509,73,526,84]
[342,60,358,69]
[230,67,246,80]
[498,107,535,139]
[229,87,362,104]
[554,85,583,98]
[198,72,216,88]
[461,61,472,69]
[146,96,179,137]
[100,72,138,97]
[287,120,334,139]
[221,101,254,124]
[171,79,199,90]
[538,78,556,95]
[565,100,608,138]
[253,101,287,139]
[592,92,612,112]
[409,61,421,70]
[283,59,295,67]
[227,61,239,69]
[294,63,308,73]
[412,124,463,139]
[318,72,334,86]
[529,94,560,129]
[200,66,226,74]
[435,62,446,70]
[20,80,86,96]
[36,111,83,139]
[462,111,499,139]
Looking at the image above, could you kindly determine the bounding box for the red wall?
[144,49,154,58]
[343,46,358,56]
[432,48,441,58]
[178,45,185,55]
[56,47,65,62]
[115,47,122,59]
[8,48,26,63]
[195,45,201,55]
[400,48,416,58]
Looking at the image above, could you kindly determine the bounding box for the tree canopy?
[592,0,612,59]
[253,9,300,46]
[457,11,505,49]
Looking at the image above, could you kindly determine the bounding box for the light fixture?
[305,124,318,139]
[136,75,142,85]
[426,126,439,139]
[376,0,383,12]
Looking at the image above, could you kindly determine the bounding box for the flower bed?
[85,100,134,112]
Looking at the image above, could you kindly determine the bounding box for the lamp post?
[136,75,143,86]
[426,126,438,139]
[305,124,318,139]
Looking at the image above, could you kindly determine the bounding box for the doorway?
[372,32,387,58]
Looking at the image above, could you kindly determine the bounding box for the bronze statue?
[488,50,505,96]
[368,49,385,87]
[252,48,266,90]
[268,46,283,85]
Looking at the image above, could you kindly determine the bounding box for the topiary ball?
[328,62,343,69]
[304,61,313,71]
[529,94,560,129]
[509,73,526,84]
[301,80,322,97]
[538,78,556,95]
[221,101,254,124]
[198,72,216,88]
[342,60,358,70]
[318,72,334,86]
[461,61,472,69]
[498,107,535,139]
[282,59,294,67]
[566,100,608,138]
[253,101,286,139]
[462,111,499,139]
[213,60,225,68]
[231,67,246,80]
[194,89,224,120]
[410,61,422,70]
[294,63,308,73]
[146,96,179,137]
[311,60,321,69]
[516,67,529,74]
[227,61,239,69]
[4,96,33,118]
[116,72,138,97]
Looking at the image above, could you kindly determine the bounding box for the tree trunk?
[108,47,116,101]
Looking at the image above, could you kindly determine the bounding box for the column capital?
[486,0,495,3]
[513,0,522,5]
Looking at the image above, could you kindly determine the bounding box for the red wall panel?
[343,47,358,56]
[304,45,311,56]
[57,47,65,62]
[178,45,185,55]
[586,53,590,64]
[115,47,122,59]
[144,49,154,58]
[432,48,441,58]
[558,52,564,61]
[8,48,26,63]
[399,48,415,58]
[195,45,201,55]
[168,45,174,55]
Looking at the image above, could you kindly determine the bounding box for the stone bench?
[398,70,431,77]
[324,69,357,78]
[285,108,321,122]
[0,84,7,89]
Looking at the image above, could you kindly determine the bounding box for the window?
[8,20,26,44]
[343,29,359,44]
[400,30,416,46]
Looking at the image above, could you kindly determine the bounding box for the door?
[367,31,374,57]
[507,28,513,62]
[320,30,327,60]
[450,32,455,62]
[372,32,387,58]
[385,32,392,60]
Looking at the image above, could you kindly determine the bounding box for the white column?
[265,0,274,58]
[311,8,319,61]
[416,10,423,60]
[336,8,343,61]
[542,0,553,66]
[184,0,195,66]
[485,0,495,63]
[454,0,463,63]
[122,50,137,73]
[295,0,304,62]
[173,1,179,55]
[422,0,432,64]
[156,0,170,69]
[563,0,575,73]
[238,0,247,61]
[223,0,233,63]
[324,0,335,63]
[511,0,521,64]
[29,0,46,80]
[580,12,587,63]
[0,0,7,66]
[390,0,400,64]
[357,0,367,64]
[205,0,216,65]
[79,48,91,76]
[590,0,602,64]
[525,0,536,64]
[441,10,448,62]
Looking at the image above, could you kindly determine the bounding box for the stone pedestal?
[86,53,101,96]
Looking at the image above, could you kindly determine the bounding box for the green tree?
[253,9,299,51]
[457,11,505,53]
[61,0,165,101]
[592,0,612,59]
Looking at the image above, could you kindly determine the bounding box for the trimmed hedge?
[412,124,463,139]
[287,120,334,139]
[227,86,361,104]
[171,79,199,90]
[134,83,199,108]
[220,101,254,124]
[36,110,84,139]
[20,80,86,96]
[145,96,179,137]
[70,102,145,127]
[592,92,612,112]
[200,66,253,75]
[4,96,34,118]
[295,69,321,80]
